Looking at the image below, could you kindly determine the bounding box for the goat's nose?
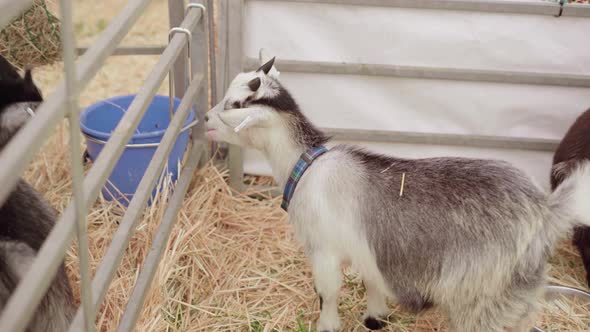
[204,114,209,122]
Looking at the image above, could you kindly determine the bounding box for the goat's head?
[205,51,327,150]
[0,67,43,109]
[0,65,43,149]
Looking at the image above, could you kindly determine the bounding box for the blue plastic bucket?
[80,94,195,206]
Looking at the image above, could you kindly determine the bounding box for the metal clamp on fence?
[168,27,192,119]
[186,3,206,15]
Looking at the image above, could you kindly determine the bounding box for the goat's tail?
[547,160,590,235]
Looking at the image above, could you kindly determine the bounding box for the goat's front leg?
[362,280,389,330]
[311,253,342,332]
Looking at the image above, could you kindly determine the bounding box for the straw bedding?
[0,0,61,69]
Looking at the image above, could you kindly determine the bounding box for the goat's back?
[0,180,55,251]
[0,56,20,80]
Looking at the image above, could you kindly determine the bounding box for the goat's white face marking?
[205,55,283,148]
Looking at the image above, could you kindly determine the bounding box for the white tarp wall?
[231,0,590,189]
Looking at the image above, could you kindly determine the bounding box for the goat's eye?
[232,101,241,109]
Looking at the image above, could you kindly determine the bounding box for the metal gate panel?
[0,0,211,330]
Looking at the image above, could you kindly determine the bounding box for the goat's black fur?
[251,84,330,148]
[0,62,42,112]
[0,56,75,331]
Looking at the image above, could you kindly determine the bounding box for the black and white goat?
[551,107,590,288]
[0,56,76,331]
[205,52,590,332]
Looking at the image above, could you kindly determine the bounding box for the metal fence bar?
[58,0,94,331]
[76,45,167,56]
[169,0,189,101]
[68,72,204,331]
[0,0,34,29]
[215,0,229,99]
[190,0,211,166]
[252,0,560,15]
[324,128,559,151]
[562,3,590,17]
[206,0,217,103]
[116,137,204,332]
[0,8,203,332]
[228,0,245,190]
[211,0,230,160]
[0,0,154,207]
[243,57,590,88]
[168,26,192,119]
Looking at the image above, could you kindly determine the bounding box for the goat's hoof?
[363,316,385,330]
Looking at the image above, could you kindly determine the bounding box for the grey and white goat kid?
[0,58,76,331]
[205,54,590,332]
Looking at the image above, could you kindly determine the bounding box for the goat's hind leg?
[311,252,342,332]
[573,226,590,287]
[447,284,542,332]
[447,298,507,332]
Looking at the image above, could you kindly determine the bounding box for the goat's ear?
[24,68,33,83]
[552,160,576,184]
[257,49,280,79]
[256,57,275,75]
[218,107,269,132]
[248,77,261,92]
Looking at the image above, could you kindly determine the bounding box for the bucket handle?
[83,118,199,148]
[168,27,193,120]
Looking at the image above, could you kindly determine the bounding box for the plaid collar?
[281,146,329,211]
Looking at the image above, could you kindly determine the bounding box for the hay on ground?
[0,0,61,69]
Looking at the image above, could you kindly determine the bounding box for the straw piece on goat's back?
[400,172,406,197]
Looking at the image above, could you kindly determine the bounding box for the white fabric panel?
[276,73,589,139]
[240,1,590,189]
[244,1,590,73]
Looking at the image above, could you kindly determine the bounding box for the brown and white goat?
[205,53,590,332]
[551,107,590,288]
